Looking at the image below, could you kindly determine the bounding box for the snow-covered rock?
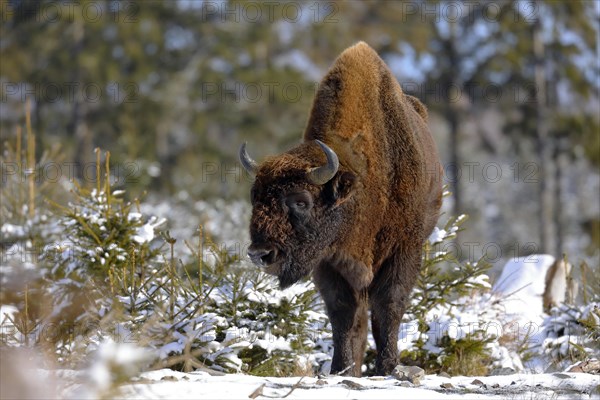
[492,254,556,323]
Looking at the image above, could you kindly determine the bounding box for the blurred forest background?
[1,0,599,268]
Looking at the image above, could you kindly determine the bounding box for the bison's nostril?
[248,247,277,266]
[261,251,274,265]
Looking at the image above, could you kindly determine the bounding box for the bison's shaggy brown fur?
[242,42,443,376]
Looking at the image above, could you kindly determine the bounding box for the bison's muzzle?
[247,244,277,267]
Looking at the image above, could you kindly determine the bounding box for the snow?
[245,279,315,306]
[0,304,18,321]
[492,254,556,322]
[427,215,465,244]
[133,216,165,244]
[428,227,447,244]
[3,194,596,399]
[1,223,26,236]
[87,339,150,391]
[133,223,155,243]
[113,369,600,399]
[469,274,492,289]
[0,304,23,345]
[252,330,293,353]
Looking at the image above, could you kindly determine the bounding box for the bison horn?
[239,142,258,176]
[308,140,339,185]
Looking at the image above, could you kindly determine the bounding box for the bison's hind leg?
[314,263,368,377]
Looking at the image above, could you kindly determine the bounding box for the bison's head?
[240,140,356,288]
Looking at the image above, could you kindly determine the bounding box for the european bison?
[240,42,443,376]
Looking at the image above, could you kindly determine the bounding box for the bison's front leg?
[314,263,368,376]
[370,251,421,375]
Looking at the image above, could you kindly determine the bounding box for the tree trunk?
[553,141,567,257]
[70,16,91,181]
[446,22,462,220]
[533,18,555,256]
[447,106,461,218]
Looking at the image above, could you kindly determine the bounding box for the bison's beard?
[277,262,311,289]
[257,211,344,289]
[276,250,322,289]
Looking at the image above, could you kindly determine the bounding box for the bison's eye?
[295,201,307,209]
[285,191,313,213]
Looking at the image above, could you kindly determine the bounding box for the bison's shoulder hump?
[337,41,382,64]
[332,41,387,82]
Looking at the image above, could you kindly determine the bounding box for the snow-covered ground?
[105,253,595,399]
[5,361,598,400]
[113,369,599,399]
[2,188,598,400]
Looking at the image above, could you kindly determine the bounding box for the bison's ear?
[326,171,356,207]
